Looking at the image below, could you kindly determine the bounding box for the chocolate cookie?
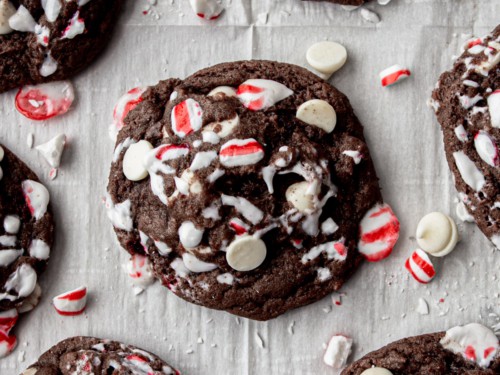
[106,60,399,320]
[0,0,123,93]
[430,25,500,250]
[341,323,500,374]
[0,144,54,356]
[302,0,369,5]
[21,336,179,374]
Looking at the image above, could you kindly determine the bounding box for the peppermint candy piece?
[111,87,146,139]
[126,254,155,288]
[236,79,293,111]
[219,138,265,167]
[8,5,36,32]
[453,151,485,191]
[487,90,500,128]
[22,180,50,220]
[440,323,499,368]
[4,264,37,298]
[323,335,353,369]
[52,286,87,316]
[0,330,16,359]
[15,81,75,120]
[358,203,400,262]
[0,0,15,35]
[208,86,236,98]
[171,98,203,138]
[41,0,62,23]
[61,11,85,39]
[296,99,337,133]
[0,309,18,333]
[189,0,223,20]
[306,41,347,78]
[36,134,66,168]
[182,253,217,273]
[226,236,267,272]
[416,212,458,257]
[123,140,153,181]
[405,249,436,284]
[474,130,498,167]
[360,368,393,375]
[285,181,318,212]
[379,65,411,87]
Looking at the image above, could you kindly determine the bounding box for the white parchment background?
[1,0,500,373]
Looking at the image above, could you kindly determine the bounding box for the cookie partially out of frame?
[21,336,179,375]
[302,0,369,6]
[430,25,500,249]
[0,0,123,93]
[342,323,500,374]
[107,60,398,321]
[0,144,53,312]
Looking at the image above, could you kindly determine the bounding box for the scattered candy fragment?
[379,65,411,87]
[219,138,265,167]
[226,236,267,272]
[416,297,429,315]
[306,41,347,79]
[360,8,380,23]
[296,99,337,133]
[53,286,87,316]
[15,81,75,120]
[126,254,155,288]
[236,79,293,111]
[358,203,400,261]
[405,249,436,284]
[35,134,66,168]
[123,140,153,181]
[416,212,458,257]
[189,0,223,20]
[323,334,352,369]
[456,202,474,223]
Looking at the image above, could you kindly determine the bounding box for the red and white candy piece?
[35,134,66,168]
[189,0,223,20]
[236,79,293,111]
[171,98,203,138]
[53,286,87,316]
[22,180,50,220]
[0,0,15,35]
[296,99,337,133]
[323,334,353,369]
[0,330,16,359]
[0,309,18,333]
[16,81,75,120]
[126,254,155,288]
[440,323,499,368]
[474,130,498,167]
[111,87,146,139]
[379,65,411,87]
[487,90,500,128]
[229,217,249,235]
[154,143,189,162]
[219,138,265,168]
[123,140,153,181]
[405,249,436,284]
[61,11,85,39]
[358,203,400,262]
[306,41,347,79]
[226,236,267,272]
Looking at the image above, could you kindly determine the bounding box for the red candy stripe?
[405,249,436,284]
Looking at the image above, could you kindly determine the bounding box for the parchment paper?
[1,0,499,374]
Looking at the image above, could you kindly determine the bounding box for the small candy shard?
[379,65,411,87]
[323,335,352,369]
[52,286,87,316]
[405,249,436,284]
[226,236,267,272]
[16,81,75,120]
[36,134,66,168]
[296,99,337,133]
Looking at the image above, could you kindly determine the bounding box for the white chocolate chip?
[306,41,347,77]
[208,86,237,98]
[226,236,267,272]
[0,145,4,161]
[22,368,38,375]
[8,5,36,33]
[360,368,393,375]
[285,181,319,212]
[296,99,337,133]
[178,221,204,249]
[416,212,458,257]
[122,140,153,181]
[0,0,15,35]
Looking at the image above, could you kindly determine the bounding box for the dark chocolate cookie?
[0,0,123,93]
[106,60,399,320]
[21,336,179,375]
[341,323,500,375]
[431,25,500,250]
[302,0,368,6]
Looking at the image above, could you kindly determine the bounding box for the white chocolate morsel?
[8,5,36,33]
[226,236,267,272]
[41,0,62,23]
[182,252,217,273]
[487,90,500,128]
[178,221,204,249]
[416,212,458,257]
[0,145,4,161]
[208,86,237,98]
[0,0,15,35]
[285,181,318,212]
[306,41,347,78]
[22,368,38,375]
[36,134,66,168]
[360,368,393,375]
[296,99,337,133]
[122,140,153,181]
[4,215,20,234]
[453,151,485,192]
[18,283,42,313]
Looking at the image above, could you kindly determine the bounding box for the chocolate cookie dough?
[431,25,500,250]
[0,0,123,93]
[107,60,399,320]
[342,323,500,374]
[21,336,179,374]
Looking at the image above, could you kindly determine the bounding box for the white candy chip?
[487,90,500,128]
[226,236,267,272]
[36,134,66,168]
[182,253,217,273]
[296,99,337,133]
[8,5,36,33]
[416,212,458,257]
[453,151,485,191]
[178,221,204,249]
[123,140,153,181]
[306,41,347,78]
[285,181,318,212]
[323,335,353,369]
[360,368,393,375]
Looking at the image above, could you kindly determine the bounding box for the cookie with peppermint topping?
[430,25,500,250]
[0,144,54,358]
[342,323,500,374]
[21,336,179,375]
[106,60,399,320]
[0,0,123,93]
